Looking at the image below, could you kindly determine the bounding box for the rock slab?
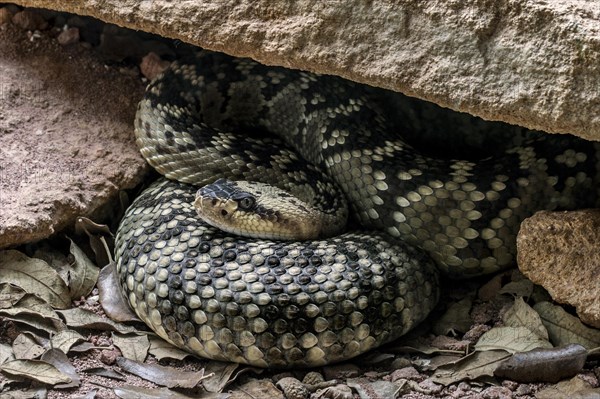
[8,0,600,141]
[517,210,600,328]
[0,22,148,248]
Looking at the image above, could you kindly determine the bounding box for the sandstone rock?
[0,23,148,248]
[8,1,600,141]
[517,210,600,328]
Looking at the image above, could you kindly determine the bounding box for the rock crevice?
[8,0,600,140]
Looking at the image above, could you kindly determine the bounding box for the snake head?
[194,178,322,241]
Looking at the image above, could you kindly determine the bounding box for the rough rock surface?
[517,210,600,328]
[8,0,600,141]
[0,22,148,248]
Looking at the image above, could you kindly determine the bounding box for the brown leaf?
[148,335,191,361]
[112,333,150,363]
[82,366,126,381]
[1,312,64,335]
[75,217,114,268]
[231,379,283,399]
[0,343,15,365]
[116,357,207,389]
[202,361,240,393]
[535,375,600,399]
[347,378,406,399]
[502,297,549,340]
[113,385,215,399]
[0,250,71,309]
[431,350,512,385]
[0,283,27,309]
[57,308,136,334]
[12,333,44,360]
[474,326,552,353]
[494,344,587,383]
[433,298,473,336]
[534,302,600,349]
[98,262,139,322]
[67,238,100,299]
[41,348,80,388]
[498,279,534,299]
[0,359,72,385]
[50,329,86,354]
[0,387,48,398]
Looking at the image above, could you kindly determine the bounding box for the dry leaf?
[148,335,191,361]
[72,389,98,399]
[433,298,473,336]
[0,312,64,335]
[494,344,587,383]
[82,366,126,381]
[0,250,71,309]
[67,238,100,299]
[0,387,48,398]
[431,350,511,385]
[202,361,241,393]
[57,308,136,334]
[535,375,600,399]
[49,329,85,354]
[347,378,405,399]
[0,283,27,309]
[117,357,207,389]
[232,379,284,399]
[498,279,534,298]
[113,386,223,399]
[69,342,101,353]
[112,333,150,363]
[0,359,72,385]
[313,384,354,399]
[502,297,549,340]
[75,217,114,268]
[0,343,15,365]
[534,302,600,349]
[98,262,139,322]
[12,333,44,360]
[474,326,552,353]
[0,295,65,336]
[41,348,80,388]
[12,294,63,322]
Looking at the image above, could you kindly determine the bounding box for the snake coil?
[115,51,599,367]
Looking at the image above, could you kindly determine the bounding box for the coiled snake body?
[115,51,600,368]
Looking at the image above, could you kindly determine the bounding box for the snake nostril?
[221,210,228,216]
[212,199,218,206]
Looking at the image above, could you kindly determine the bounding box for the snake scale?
[115,51,600,368]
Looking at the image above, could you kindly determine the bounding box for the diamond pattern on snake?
[115,51,600,368]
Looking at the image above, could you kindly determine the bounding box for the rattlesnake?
[115,51,599,367]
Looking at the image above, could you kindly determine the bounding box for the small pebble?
[140,52,171,81]
[302,371,324,385]
[390,366,422,382]
[100,348,120,365]
[391,356,412,369]
[276,377,308,399]
[57,27,80,45]
[515,384,533,396]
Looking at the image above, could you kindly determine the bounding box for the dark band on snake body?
[116,51,600,367]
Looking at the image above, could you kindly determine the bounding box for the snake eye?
[238,196,256,210]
